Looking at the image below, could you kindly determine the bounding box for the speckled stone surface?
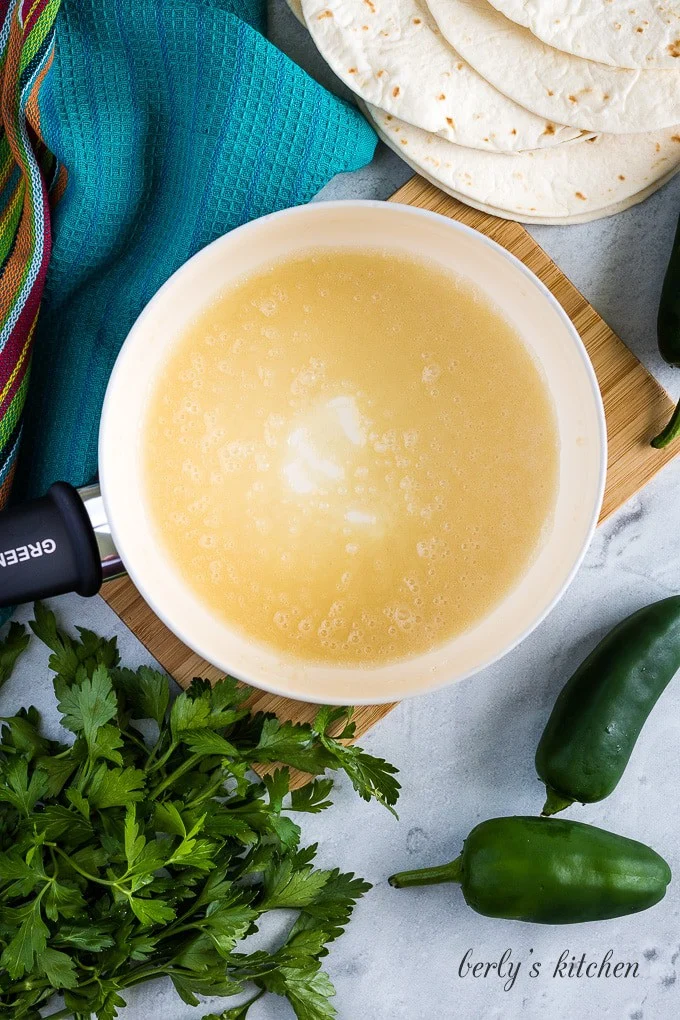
[5,6,680,1019]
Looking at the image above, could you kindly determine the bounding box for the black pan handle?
[0,482,125,608]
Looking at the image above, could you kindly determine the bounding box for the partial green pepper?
[536,596,680,815]
[652,210,680,448]
[389,816,671,924]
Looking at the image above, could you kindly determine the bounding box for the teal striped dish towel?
[15,0,377,499]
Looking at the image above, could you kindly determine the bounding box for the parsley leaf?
[252,718,337,774]
[183,729,238,757]
[263,964,337,1020]
[0,758,48,815]
[0,899,49,979]
[40,946,78,988]
[261,858,332,909]
[0,622,29,691]
[0,604,399,1020]
[113,665,169,725]
[290,778,334,814]
[56,664,118,749]
[87,764,145,809]
[313,709,400,815]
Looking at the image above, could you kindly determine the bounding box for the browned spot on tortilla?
[413,17,421,23]
[376,69,385,77]
[614,22,622,29]
[456,62,464,70]
[672,135,680,143]
[348,67,357,74]
[510,128,517,135]
[364,0,376,11]
[437,93,446,100]
[483,137,489,142]
[385,114,393,121]
[656,142,662,151]
[603,92,610,100]
[446,117,455,128]
[317,9,333,18]
[568,95,577,103]
[586,137,597,143]
[543,123,556,135]
[547,89,554,96]
[668,39,680,57]
[619,174,626,180]
[362,24,369,30]
[636,25,644,31]
[400,138,408,145]
[392,86,400,97]
[575,192,586,201]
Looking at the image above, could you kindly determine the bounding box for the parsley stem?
[182,775,226,809]
[237,989,266,1011]
[123,728,150,754]
[146,739,177,774]
[155,921,201,940]
[149,753,202,799]
[118,963,169,988]
[51,845,123,888]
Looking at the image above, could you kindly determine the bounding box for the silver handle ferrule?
[77,483,126,582]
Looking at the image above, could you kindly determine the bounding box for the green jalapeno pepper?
[652,210,680,448]
[389,816,671,924]
[536,595,680,815]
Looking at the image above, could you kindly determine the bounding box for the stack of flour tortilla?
[288,0,680,223]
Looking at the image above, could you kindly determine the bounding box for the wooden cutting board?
[101,175,680,761]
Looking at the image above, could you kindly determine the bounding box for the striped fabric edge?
[0,0,63,505]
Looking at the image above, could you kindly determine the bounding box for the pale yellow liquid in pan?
[144,249,559,666]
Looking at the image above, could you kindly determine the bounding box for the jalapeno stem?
[389,856,462,888]
[651,397,680,449]
[542,787,574,816]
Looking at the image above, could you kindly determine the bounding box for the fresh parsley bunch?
[0,604,399,1020]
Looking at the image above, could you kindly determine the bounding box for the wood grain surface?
[101,175,680,777]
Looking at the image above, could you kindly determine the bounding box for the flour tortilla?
[287,0,306,24]
[299,0,582,151]
[487,0,680,69]
[366,102,680,219]
[427,0,680,133]
[404,161,680,224]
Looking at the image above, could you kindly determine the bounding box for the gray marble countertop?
[4,6,680,1019]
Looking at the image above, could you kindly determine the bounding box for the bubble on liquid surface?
[416,537,438,560]
[393,607,416,631]
[422,364,441,384]
[254,297,277,317]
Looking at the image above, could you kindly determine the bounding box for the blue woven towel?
[15,0,376,498]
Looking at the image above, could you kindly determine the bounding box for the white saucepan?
[0,202,606,704]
